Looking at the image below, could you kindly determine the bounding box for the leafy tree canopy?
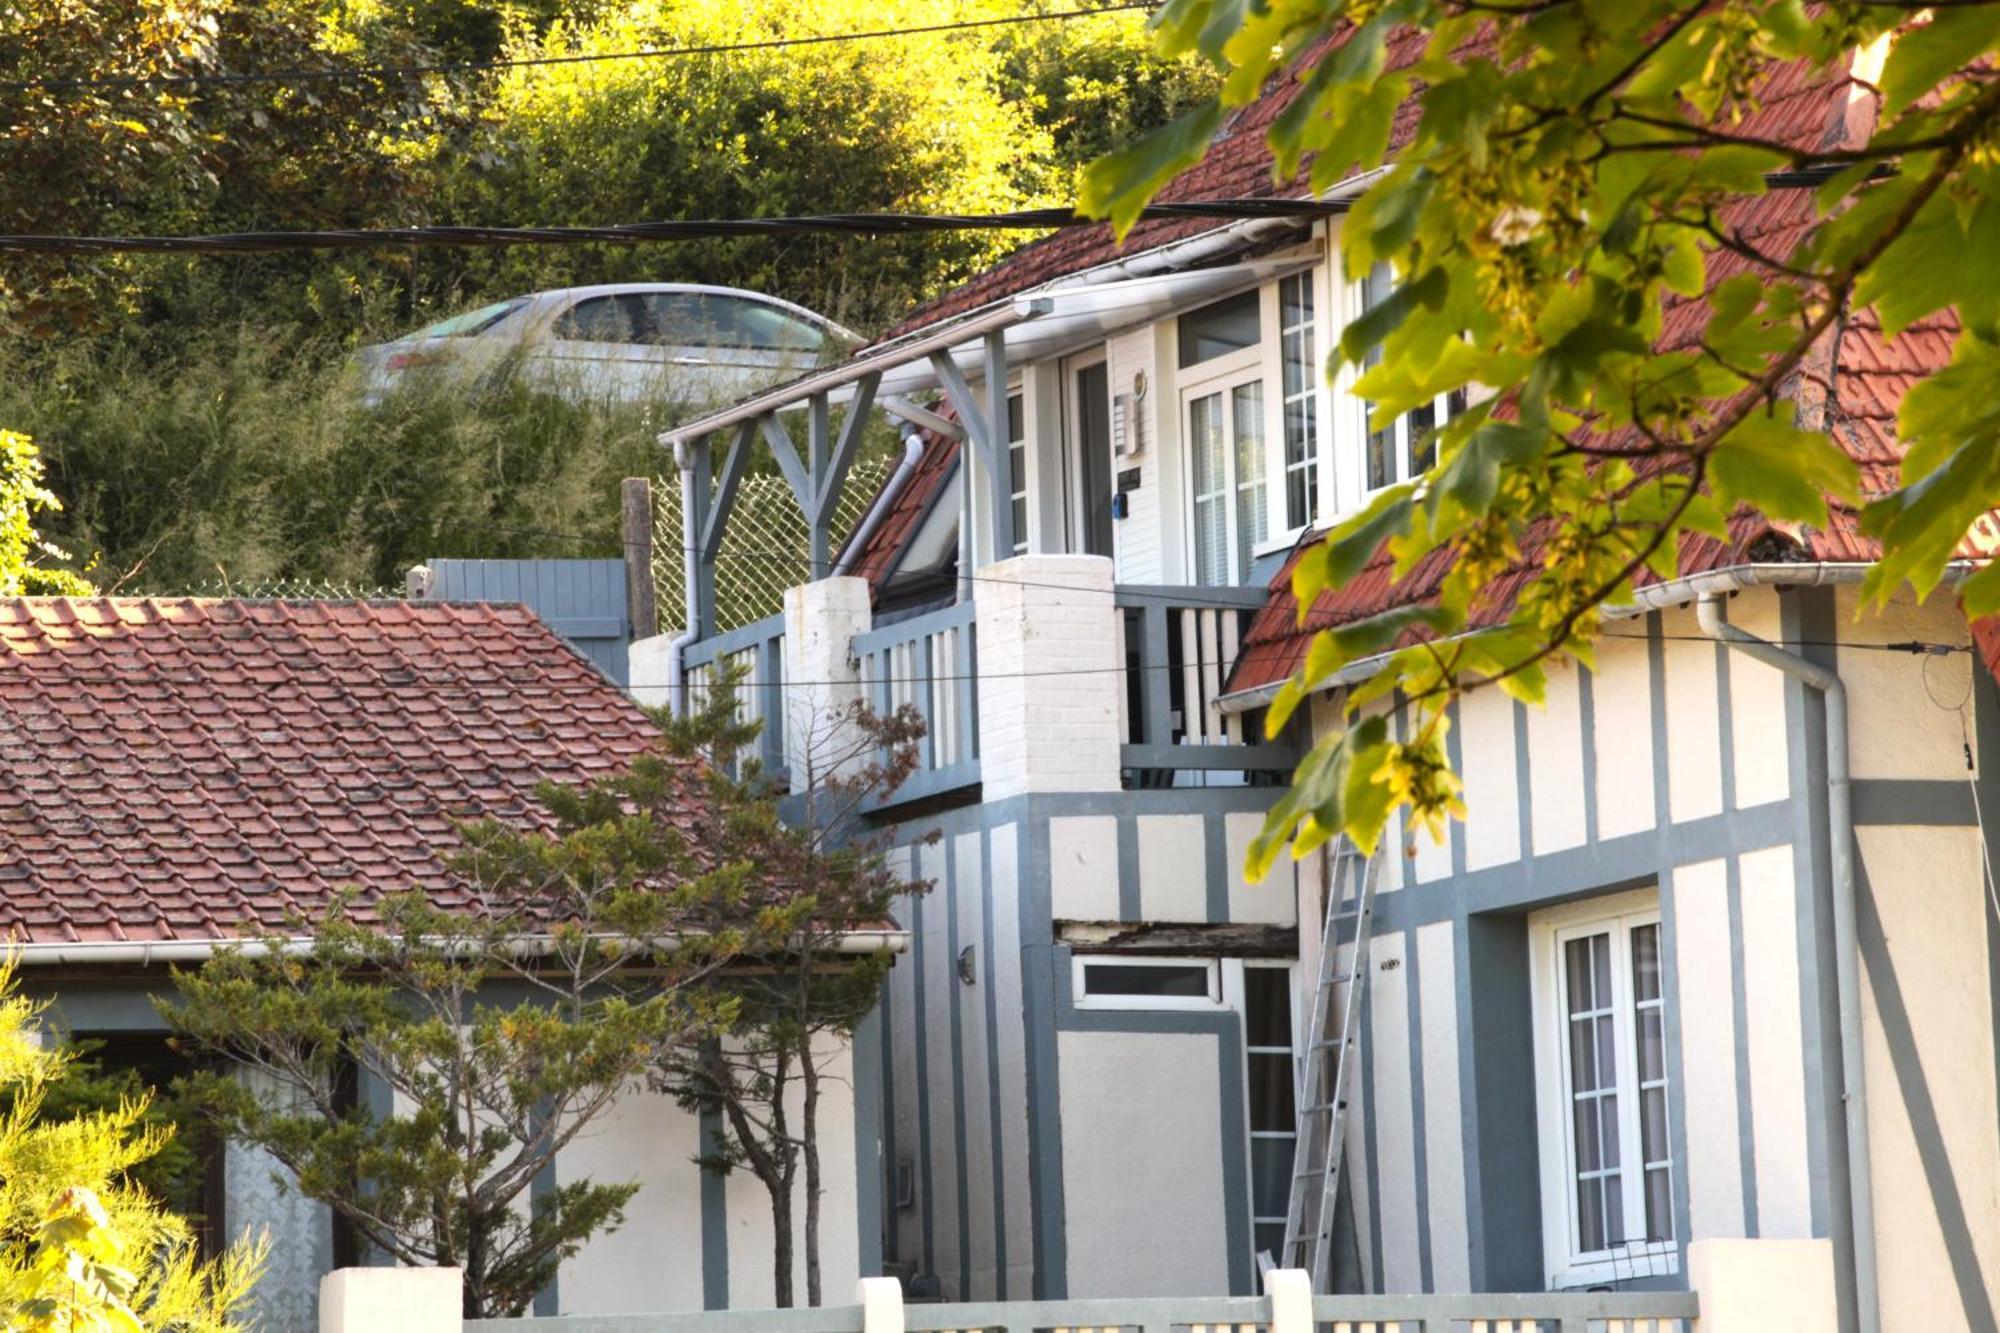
[0,430,92,596]
[1080,2,2000,871]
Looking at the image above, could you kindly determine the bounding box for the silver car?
[356,283,861,408]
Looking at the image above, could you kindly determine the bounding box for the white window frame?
[1005,382,1028,556]
[1527,888,1679,1290]
[1072,954,1223,1011]
[1276,269,1325,539]
[1178,335,1269,587]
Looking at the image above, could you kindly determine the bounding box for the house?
[0,595,894,1328]
[646,32,2000,1333]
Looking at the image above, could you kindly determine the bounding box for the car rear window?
[413,300,524,339]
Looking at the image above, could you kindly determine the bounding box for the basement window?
[1073,956,1221,1009]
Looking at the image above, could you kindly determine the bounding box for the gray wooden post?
[620,477,657,640]
[687,439,716,638]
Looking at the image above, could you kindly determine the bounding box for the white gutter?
[13,929,912,967]
[1694,591,1877,1333]
[834,426,927,577]
[657,298,1050,450]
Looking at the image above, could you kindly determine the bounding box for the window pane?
[1574,1099,1601,1172]
[1281,271,1313,328]
[1251,1137,1294,1216]
[415,299,523,339]
[1244,967,1293,1048]
[1645,1167,1673,1241]
[1232,380,1267,578]
[1632,923,1661,1002]
[1189,393,1228,586]
[1566,936,1594,1010]
[1082,961,1211,998]
[1604,1173,1626,1247]
[1638,1009,1664,1083]
[1407,398,1437,476]
[1642,1085,1668,1163]
[1248,1054,1294,1131]
[1178,289,1261,367]
[1577,1179,1605,1253]
[1255,1222,1286,1263]
[1280,274,1319,531]
[556,295,641,342]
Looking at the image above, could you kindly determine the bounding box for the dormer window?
[1358,263,1466,493]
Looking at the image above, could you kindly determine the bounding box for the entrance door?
[1070,358,1114,558]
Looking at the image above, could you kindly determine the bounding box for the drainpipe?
[666,441,703,718]
[833,425,926,576]
[1696,591,1876,1333]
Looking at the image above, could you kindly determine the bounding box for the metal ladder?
[1278,837,1382,1291]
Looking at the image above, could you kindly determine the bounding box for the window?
[1357,264,1467,492]
[1178,290,1262,367]
[414,299,524,340]
[1279,273,1320,530]
[1243,964,1297,1265]
[1188,379,1267,586]
[1073,956,1221,1010]
[687,295,829,353]
[1531,893,1677,1286]
[555,293,646,343]
[1007,392,1027,555]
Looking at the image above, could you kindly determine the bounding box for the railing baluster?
[1142,601,1172,747]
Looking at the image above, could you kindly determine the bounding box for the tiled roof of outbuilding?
[0,597,661,946]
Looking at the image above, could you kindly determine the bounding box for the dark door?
[1074,360,1114,558]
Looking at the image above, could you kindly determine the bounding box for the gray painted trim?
[533,1132,560,1316]
[1362,948,1383,1293]
[1204,811,1231,923]
[1715,638,1738,814]
[1976,658,2000,1297]
[1854,866,2000,1333]
[1403,925,1434,1291]
[1850,778,1978,826]
[852,1006,885,1279]
[1648,614,1697,1272]
[1020,814,1067,1299]
[979,826,1009,1300]
[31,982,173,1033]
[878,974,900,1273]
[1116,816,1142,923]
[944,837,972,1299]
[1724,855,1759,1238]
[1052,947,1254,1296]
[910,885,936,1275]
[1451,917,1487,1291]
[1446,699,1467,877]
[1513,700,1534,864]
[700,1106,730,1310]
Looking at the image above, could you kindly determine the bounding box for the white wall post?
[857,1275,906,1333]
[1687,1238,1838,1333]
[783,575,873,780]
[1264,1267,1312,1333]
[973,554,1123,798]
[317,1267,461,1333]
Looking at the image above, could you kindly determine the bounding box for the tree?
[0,963,263,1331]
[1,431,92,596]
[1079,3,2000,869]
[651,679,930,1308]
[161,754,774,1319]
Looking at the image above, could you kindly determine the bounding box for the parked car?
[355,283,862,407]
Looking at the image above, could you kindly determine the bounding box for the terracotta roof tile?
[0,598,661,946]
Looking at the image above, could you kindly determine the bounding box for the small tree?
[0,963,263,1331]
[163,754,770,1318]
[652,680,931,1307]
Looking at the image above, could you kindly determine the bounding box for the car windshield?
[411,300,524,340]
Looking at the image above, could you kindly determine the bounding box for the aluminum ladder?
[1278,837,1382,1291]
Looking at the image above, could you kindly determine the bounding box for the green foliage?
[0,431,92,596]
[159,733,797,1318]
[649,673,930,1307]
[0,966,263,1332]
[1080,3,2000,873]
[1,331,664,593]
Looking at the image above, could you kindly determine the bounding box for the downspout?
[666,441,703,718]
[1696,591,1876,1333]
[833,425,925,577]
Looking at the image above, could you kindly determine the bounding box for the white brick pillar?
[974,554,1122,798]
[783,575,873,782]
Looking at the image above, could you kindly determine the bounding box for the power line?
[0,3,1157,95]
[0,199,1338,257]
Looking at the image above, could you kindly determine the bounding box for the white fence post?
[1264,1268,1312,1333]
[858,1276,906,1333]
[318,1266,461,1333]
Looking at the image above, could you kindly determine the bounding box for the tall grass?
[0,325,678,595]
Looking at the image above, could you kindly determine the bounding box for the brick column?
[974,554,1122,798]
[783,575,873,782]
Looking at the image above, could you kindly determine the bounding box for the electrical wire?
[0,198,1340,257]
[0,3,1157,94]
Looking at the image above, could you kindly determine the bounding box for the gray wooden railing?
[683,609,788,780]
[853,600,979,807]
[1118,585,1296,776]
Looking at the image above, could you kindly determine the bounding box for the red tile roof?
[0,597,662,946]
[1226,54,1981,698]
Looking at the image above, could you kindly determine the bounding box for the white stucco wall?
[555,1086,707,1315]
[1057,1029,1231,1297]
